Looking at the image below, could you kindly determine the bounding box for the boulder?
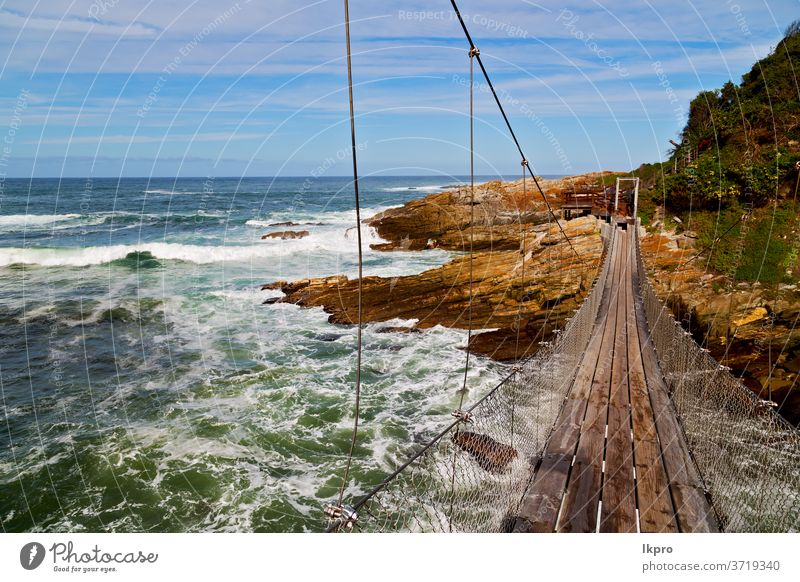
[451,431,518,472]
[262,230,310,240]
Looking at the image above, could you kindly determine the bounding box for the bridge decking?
[513,225,719,533]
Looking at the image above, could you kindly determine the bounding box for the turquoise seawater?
[0,176,507,532]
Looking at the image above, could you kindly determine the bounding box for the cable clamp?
[469,47,480,57]
[324,504,358,530]
[511,365,523,374]
[521,159,528,167]
[756,399,778,413]
[452,409,473,423]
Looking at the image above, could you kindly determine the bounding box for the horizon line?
[0,171,624,180]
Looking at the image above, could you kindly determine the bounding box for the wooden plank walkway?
[513,225,718,533]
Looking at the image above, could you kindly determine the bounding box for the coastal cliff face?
[641,230,800,424]
[264,177,607,360]
[367,181,553,252]
[262,173,800,423]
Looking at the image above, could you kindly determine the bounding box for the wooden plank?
[639,336,718,532]
[631,245,719,533]
[596,229,618,325]
[513,459,573,530]
[557,230,626,532]
[518,226,718,533]
[625,239,679,533]
[599,231,637,532]
[514,230,620,533]
[514,381,598,532]
[513,399,585,532]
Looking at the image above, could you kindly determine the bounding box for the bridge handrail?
[632,221,800,532]
[563,191,610,205]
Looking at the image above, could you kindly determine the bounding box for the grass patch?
[737,205,797,282]
[687,203,799,283]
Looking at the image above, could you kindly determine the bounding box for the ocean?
[0,176,507,532]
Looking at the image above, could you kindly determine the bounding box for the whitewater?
[0,175,503,532]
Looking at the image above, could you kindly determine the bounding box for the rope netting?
[326,224,616,532]
[634,224,800,533]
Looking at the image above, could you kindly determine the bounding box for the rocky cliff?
[264,176,609,360]
[262,173,799,423]
[641,226,800,424]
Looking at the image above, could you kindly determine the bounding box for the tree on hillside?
[785,19,800,39]
[662,21,800,209]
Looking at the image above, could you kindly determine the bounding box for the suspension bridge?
[513,222,716,533]
[325,217,800,533]
[323,0,800,533]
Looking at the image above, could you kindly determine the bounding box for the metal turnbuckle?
[452,409,473,423]
[324,504,358,530]
[755,399,778,413]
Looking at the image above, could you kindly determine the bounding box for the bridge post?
[614,178,620,212]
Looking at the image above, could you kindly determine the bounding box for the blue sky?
[0,0,797,178]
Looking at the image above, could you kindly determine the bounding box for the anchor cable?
[459,47,478,403]
[448,0,579,259]
[448,46,479,531]
[335,0,365,509]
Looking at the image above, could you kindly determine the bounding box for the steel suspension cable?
[448,46,479,531]
[459,47,478,403]
[448,0,579,259]
[514,160,528,360]
[335,0,364,511]
[328,0,589,531]
[511,159,529,449]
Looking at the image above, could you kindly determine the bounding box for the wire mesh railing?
[326,223,616,532]
[326,220,800,533]
[633,222,800,533]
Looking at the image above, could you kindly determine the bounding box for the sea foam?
[0,214,82,230]
[0,225,387,267]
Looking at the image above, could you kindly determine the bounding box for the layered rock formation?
[369,174,618,253]
[262,230,309,240]
[264,177,608,361]
[641,229,800,424]
[261,173,800,423]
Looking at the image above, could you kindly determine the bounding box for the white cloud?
[0,8,157,37]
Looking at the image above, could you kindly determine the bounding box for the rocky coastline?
[640,224,800,424]
[262,173,800,424]
[263,175,610,361]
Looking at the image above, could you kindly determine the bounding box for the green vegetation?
[632,21,800,282]
[738,207,798,282]
[661,22,800,209]
[685,204,798,283]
